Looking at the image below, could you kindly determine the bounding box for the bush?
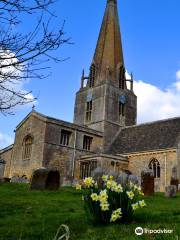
[75,175,146,225]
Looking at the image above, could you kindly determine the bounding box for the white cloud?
[0,50,35,112]
[132,70,180,123]
[0,132,13,149]
[176,70,180,80]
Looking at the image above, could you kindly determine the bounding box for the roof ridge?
[122,116,180,130]
[0,144,14,153]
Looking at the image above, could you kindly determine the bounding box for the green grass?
[0,183,180,240]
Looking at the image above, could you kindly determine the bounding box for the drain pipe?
[72,129,77,181]
[164,152,167,188]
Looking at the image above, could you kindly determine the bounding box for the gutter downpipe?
[164,152,167,189]
[72,129,77,182]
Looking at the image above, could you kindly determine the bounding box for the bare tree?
[0,0,70,114]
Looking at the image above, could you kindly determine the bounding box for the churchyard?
[0,183,180,240]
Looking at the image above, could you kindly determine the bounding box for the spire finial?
[108,0,117,4]
[32,104,35,111]
[131,72,134,81]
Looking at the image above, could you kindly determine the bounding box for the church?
[0,0,180,192]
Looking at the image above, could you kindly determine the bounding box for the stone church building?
[0,0,180,191]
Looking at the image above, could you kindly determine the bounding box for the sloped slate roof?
[108,117,180,154]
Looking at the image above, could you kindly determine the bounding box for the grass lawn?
[0,183,180,240]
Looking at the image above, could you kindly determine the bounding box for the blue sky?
[1,0,180,148]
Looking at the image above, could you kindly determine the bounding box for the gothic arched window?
[22,135,33,160]
[119,65,125,89]
[86,100,92,122]
[119,95,126,118]
[149,159,160,178]
[89,64,96,88]
[119,102,125,117]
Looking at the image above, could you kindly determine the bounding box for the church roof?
[108,117,180,154]
[15,110,103,137]
[0,144,13,154]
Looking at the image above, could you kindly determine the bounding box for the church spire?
[74,0,137,147]
[92,0,124,83]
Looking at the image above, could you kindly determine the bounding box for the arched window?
[22,135,33,160]
[89,64,96,87]
[86,100,92,122]
[119,95,126,118]
[149,159,160,178]
[119,65,126,89]
[0,159,5,165]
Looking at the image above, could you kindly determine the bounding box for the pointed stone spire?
[92,0,124,83]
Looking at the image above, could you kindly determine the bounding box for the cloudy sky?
[1,0,180,148]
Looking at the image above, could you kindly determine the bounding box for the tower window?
[89,64,96,88]
[60,130,71,146]
[149,159,160,178]
[22,135,33,160]
[119,66,125,89]
[119,79,125,89]
[86,100,92,122]
[119,102,125,117]
[83,135,93,151]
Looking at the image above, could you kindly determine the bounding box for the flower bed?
[76,175,146,224]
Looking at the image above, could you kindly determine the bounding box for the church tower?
[74,0,137,150]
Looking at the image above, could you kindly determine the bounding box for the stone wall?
[43,121,103,183]
[1,146,13,178]
[0,161,5,179]
[177,140,180,180]
[74,82,137,152]
[128,149,177,192]
[0,111,103,183]
[10,113,46,179]
[74,82,137,128]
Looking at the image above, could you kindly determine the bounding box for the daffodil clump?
[75,176,147,224]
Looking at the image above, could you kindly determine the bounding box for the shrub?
[75,175,146,225]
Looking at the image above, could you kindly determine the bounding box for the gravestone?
[141,170,154,196]
[128,175,140,186]
[171,166,179,191]
[172,166,178,180]
[30,168,60,190]
[170,179,179,190]
[165,185,177,198]
[116,172,129,187]
[46,170,60,190]
[11,176,29,183]
[3,178,10,182]
[92,167,104,187]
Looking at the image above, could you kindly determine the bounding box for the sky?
[1,0,180,148]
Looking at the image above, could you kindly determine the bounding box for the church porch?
[75,153,128,179]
